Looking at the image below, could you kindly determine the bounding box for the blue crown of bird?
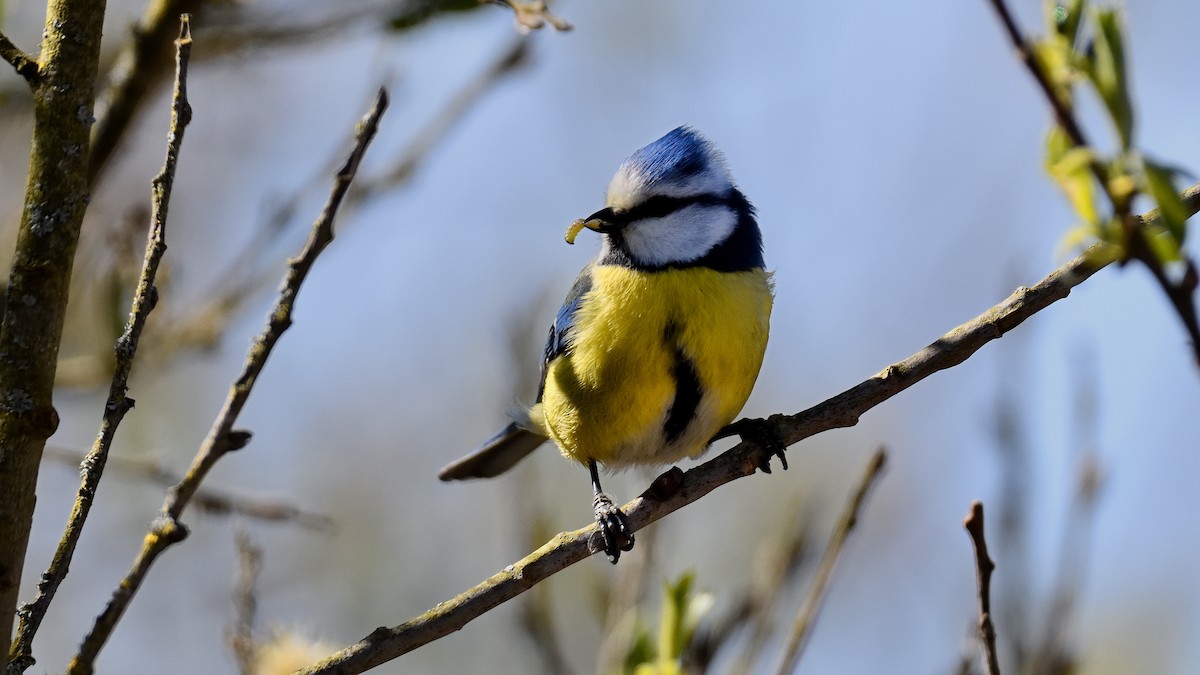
[440,126,783,564]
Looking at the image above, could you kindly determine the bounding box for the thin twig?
[985,0,1088,150]
[6,16,192,673]
[0,29,39,83]
[964,501,1001,675]
[230,529,263,675]
[514,470,577,675]
[517,574,576,675]
[292,188,1200,674]
[347,37,530,204]
[65,87,389,675]
[487,1,572,32]
[138,37,530,371]
[1027,358,1104,673]
[986,0,1200,366]
[41,447,335,531]
[89,0,205,189]
[722,515,809,675]
[774,448,887,675]
[687,511,810,674]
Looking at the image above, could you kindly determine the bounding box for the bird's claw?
[726,417,788,474]
[592,492,635,564]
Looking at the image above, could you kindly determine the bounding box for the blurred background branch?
[67,88,389,675]
[41,447,335,531]
[53,33,533,392]
[229,529,262,675]
[774,447,887,675]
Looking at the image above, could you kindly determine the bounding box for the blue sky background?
[3,0,1199,673]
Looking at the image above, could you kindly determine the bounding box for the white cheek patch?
[623,205,737,267]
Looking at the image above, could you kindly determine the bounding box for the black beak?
[580,207,625,234]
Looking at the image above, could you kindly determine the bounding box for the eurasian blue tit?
[440,127,779,563]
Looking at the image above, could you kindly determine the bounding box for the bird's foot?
[591,492,635,564]
[722,417,788,474]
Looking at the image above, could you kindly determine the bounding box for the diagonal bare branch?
[293,185,1200,675]
[40,446,335,531]
[0,29,38,83]
[774,448,887,675]
[88,0,207,189]
[126,36,530,373]
[347,36,530,205]
[65,86,389,675]
[487,1,572,32]
[230,529,263,675]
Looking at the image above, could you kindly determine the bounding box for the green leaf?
[1044,124,1072,165]
[633,663,682,675]
[1143,158,1190,246]
[1143,223,1183,263]
[618,571,715,675]
[657,573,693,663]
[1058,222,1097,253]
[1048,0,1087,46]
[1087,8,1135,149]
[622,620,655,674]
[1032,39,1075,108]
[1106,162,1138,215]
[1082,240,1123,266]
[1045,127,1099,225]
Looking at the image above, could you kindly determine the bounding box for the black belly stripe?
[663,323,703,444]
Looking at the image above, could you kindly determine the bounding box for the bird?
[438,126,781,563]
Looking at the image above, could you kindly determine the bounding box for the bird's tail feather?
[438,422,548,480]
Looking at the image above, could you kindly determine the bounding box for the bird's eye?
[623,194,730,223]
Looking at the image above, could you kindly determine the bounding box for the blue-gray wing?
[537,264,594,402]
[438,264,594,481]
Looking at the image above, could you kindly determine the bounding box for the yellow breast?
[539,264,772,468]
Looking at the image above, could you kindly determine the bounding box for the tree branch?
[7,15,193,672]
[774,448,887,675]
[0,1,108,667]
[0,29,38,83]
[40,446,335,531]
[964,502,1001,675]
[293,186,1200,675]
[65,87,389,675]
[347,37,530,205]
[230,529,262,675]
[1028,449,1104,671]
[986,0,1200,366]
[88,0,208,189]
[487,1,572,32]
[112,36,530,375]
[984,0,1089,150]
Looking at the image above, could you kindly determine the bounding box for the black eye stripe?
[612,193,729,225]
